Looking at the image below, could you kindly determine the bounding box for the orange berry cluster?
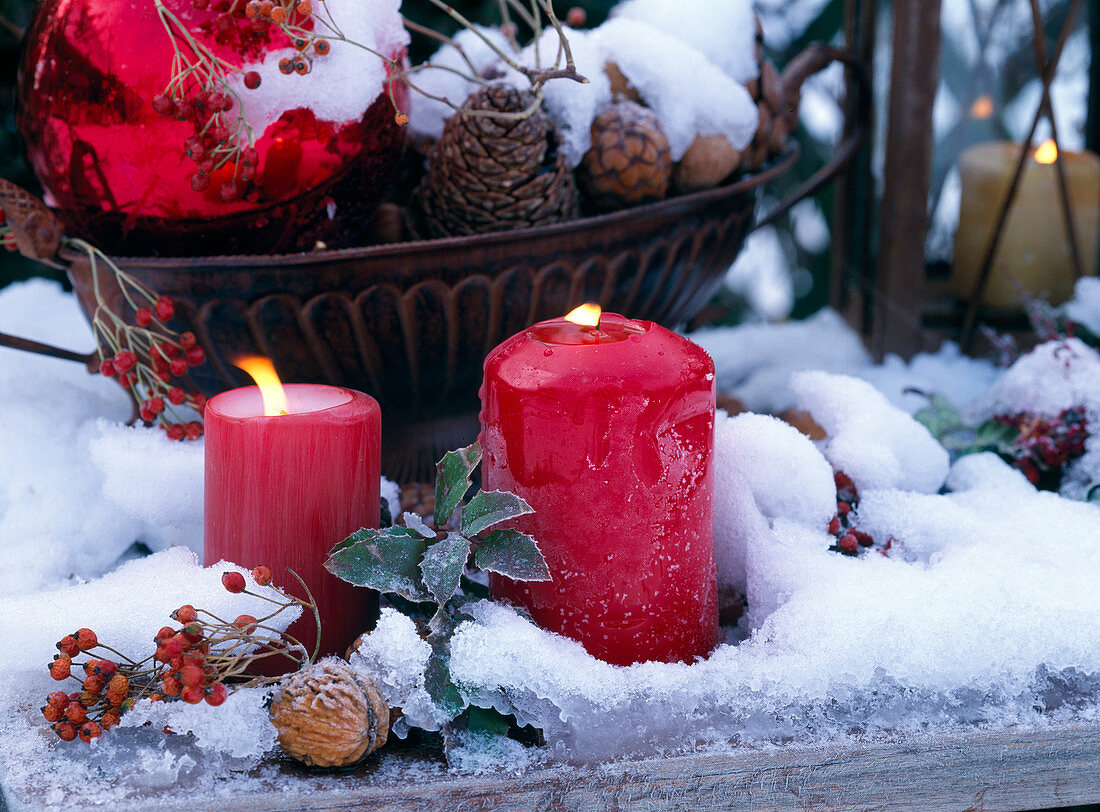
[44,564,314,745]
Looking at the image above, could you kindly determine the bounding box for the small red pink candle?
[204,359,380,663]
[480,306,717,666]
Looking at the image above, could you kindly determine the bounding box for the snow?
[406,25,514,143]
[792,371,950,494]
[610,0,759,85]
[407,8,759,166]
[1065,277,1100,337]
[2,278,1100,798]
[231,0,409,135]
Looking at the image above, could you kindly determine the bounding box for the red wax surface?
[204,384,380,665]
[480,314,717,666]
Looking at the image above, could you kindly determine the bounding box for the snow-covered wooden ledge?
[51,721,1094,812]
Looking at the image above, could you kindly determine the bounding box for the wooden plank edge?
[80,720,1100,812]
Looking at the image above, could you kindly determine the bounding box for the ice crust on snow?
[3,280,1100,796]
[348,608,445,733]
[231,0,409,135]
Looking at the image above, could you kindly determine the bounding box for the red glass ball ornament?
[17,0,407,256]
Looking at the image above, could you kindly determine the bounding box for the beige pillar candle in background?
[951,140,1100,310]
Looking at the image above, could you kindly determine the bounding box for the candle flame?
[565,303,602,328]
[235,356,288,416]
[969,95,994,120]
[1035,139,1058,165]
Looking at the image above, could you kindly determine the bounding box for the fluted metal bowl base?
[63,152,798,482]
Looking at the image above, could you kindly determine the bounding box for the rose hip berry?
[172,604,199,624]
[222,571,247,593]
[206,682,228,706]
[251,564,273,586]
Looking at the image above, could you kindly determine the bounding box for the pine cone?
[416,84,579,238]
[577,101,672,211]
[270,658,389,768]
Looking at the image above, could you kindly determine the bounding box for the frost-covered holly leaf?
[324,527,431,602]
[420,532,470,612]
[435,442,482,526]
[474,528,551,582]
[425,647,465,720]
[403,511,435,539]
[461,490,533,537]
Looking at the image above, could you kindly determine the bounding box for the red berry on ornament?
[152,94,174,116]
[135,307,154,326]
[166,424,186,441]
[184,421,204,440]
[186,346,206,366]
[98,358,115,377]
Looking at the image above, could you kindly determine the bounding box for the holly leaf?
[420,532,470,613]
[403,511,436,539]
[435,442,482,526]
[973,419,1019,454]
[474,528,551,582]
[324,527,431,602]
[913,391,964,441]
[425,647,466,720]
[461,490,534,537]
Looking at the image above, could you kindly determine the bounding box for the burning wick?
[565,303,602,329]
[1035,139,1058,165]
[235,356,289,416]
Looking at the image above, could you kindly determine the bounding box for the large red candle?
[204,382,380,663]
[480,309,717,666]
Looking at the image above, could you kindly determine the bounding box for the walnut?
[674,134,742,193]
[270,658,390,768]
